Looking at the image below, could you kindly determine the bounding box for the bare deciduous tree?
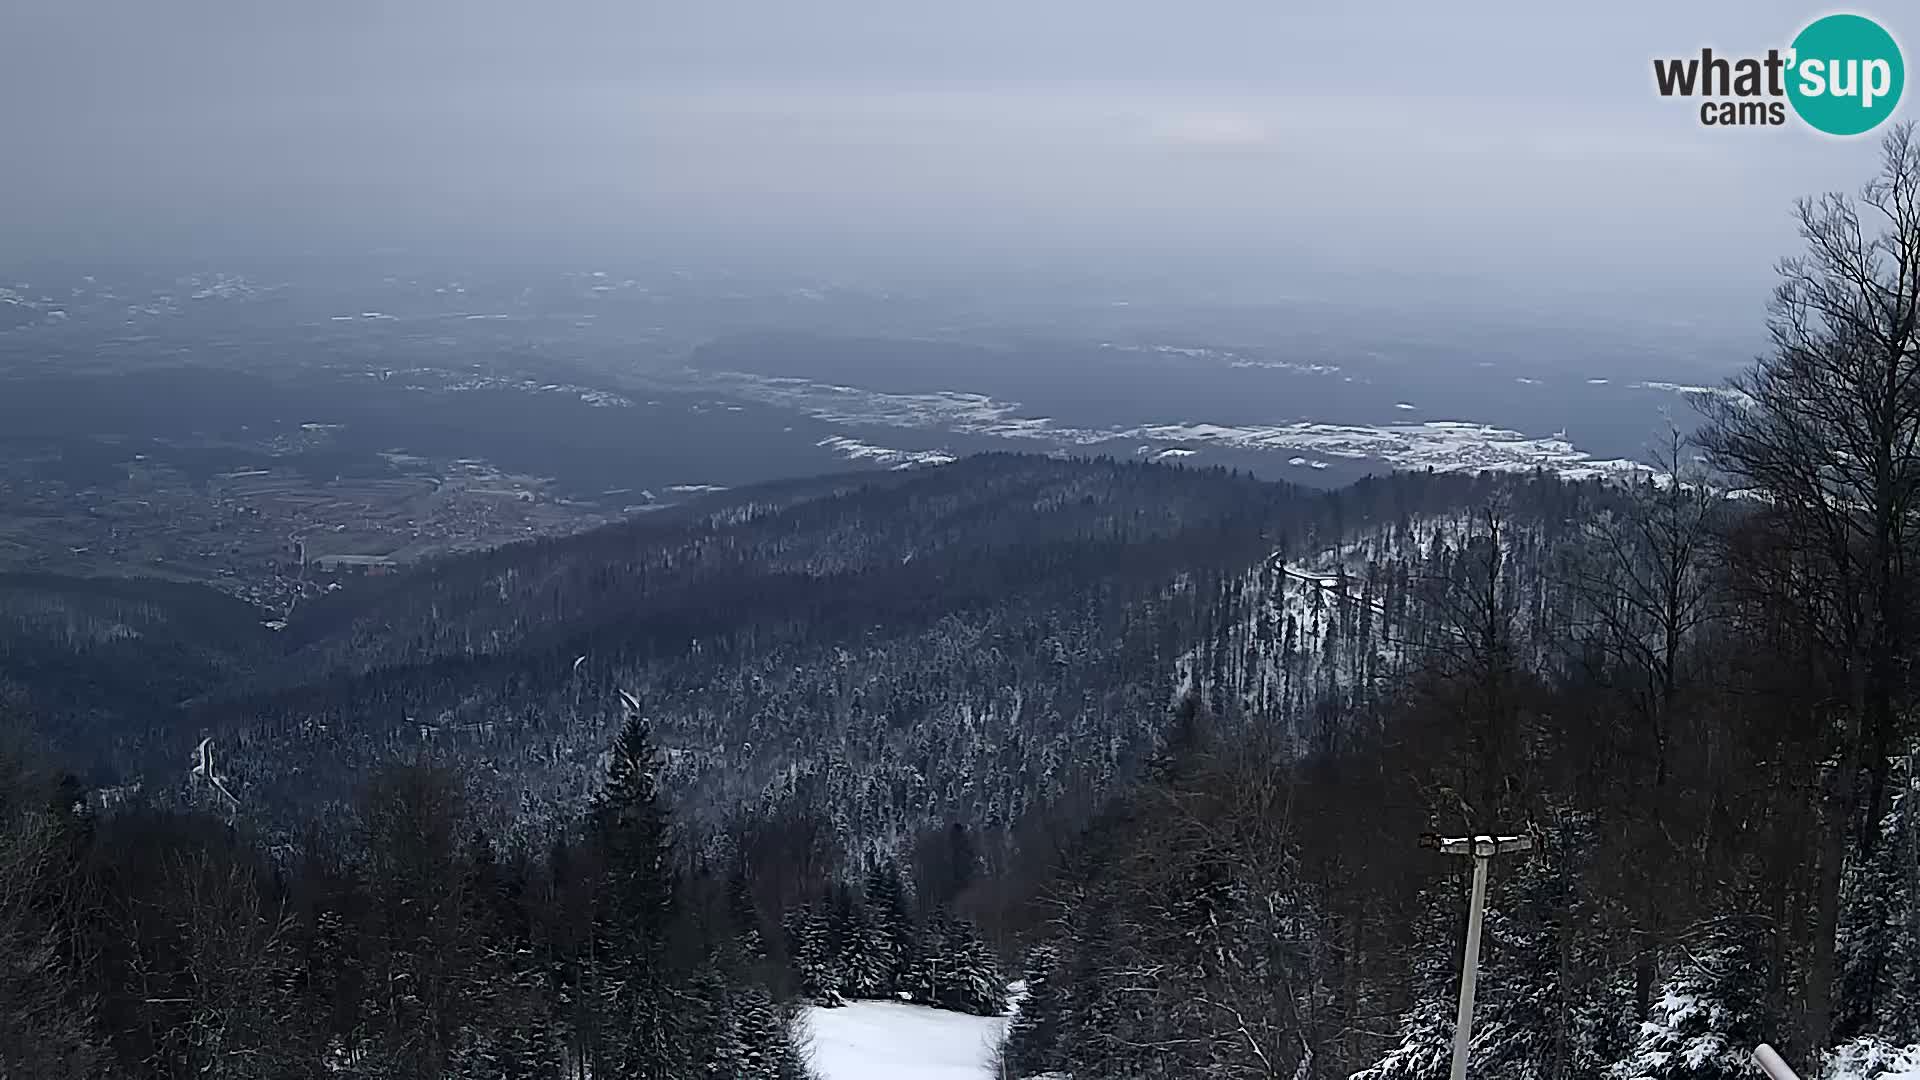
[1697,120,1920,1057]
[1565,426,1723,1016]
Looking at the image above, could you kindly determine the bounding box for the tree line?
[0,692,826,1079]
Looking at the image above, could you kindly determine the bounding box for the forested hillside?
[0,572,271,782]
[1,450,1567,1079]
[1,690,819,1077]
[0,446,1665,1079]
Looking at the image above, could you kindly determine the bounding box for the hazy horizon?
[5,1,1909,331]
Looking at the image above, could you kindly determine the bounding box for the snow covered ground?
[1828,1038,1920,1080]
[698,368,1654,480]
[805,1001,1011,1080]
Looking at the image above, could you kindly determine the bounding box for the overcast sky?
[1,1,1906,317]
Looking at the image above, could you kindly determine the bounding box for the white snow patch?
[1228,358,1342,374]
[1632,381,1754,407]
[806,1001,1009,1080]
[1394,402,1417,410]
[817,435,957,470]
[1515,377,1540,385]
[699,370,1652,479]
[433,374,631,408]
[1587,378,1610,385]
[186,273,259,300]
[1828,1038,1920,1080]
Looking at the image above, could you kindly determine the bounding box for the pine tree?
[1005,942,1065,1075]
[826,884,878,997]
[769,1001,818,1080]
[786,904,845,1007]
[904,908,950,1006]
[1352,885,1463,1080]
[589,698,690,1077]
[839,893,893,1000]
[1839,748,1920,1045]
[1609,917,1772,1080]
[1055,896,1151,1078]
[684,960,746,1079]
[456,838,559,1080]
[863,864,917,995]
[732,986,806,1080]
[1470,899,1561,1080]
[1353,992,1457,1080]
[726,863,767,965]
[935,916,1007,1016]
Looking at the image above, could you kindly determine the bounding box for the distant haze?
[2,1,1904,324]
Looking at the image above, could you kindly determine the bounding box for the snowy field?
[805,1001,1011,1080]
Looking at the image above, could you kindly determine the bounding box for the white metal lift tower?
[1419,833,1534,1080]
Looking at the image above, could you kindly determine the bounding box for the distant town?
[0,434,624,620]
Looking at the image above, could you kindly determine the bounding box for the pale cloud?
[0,0,1898,311]
[1147,111,1277,147]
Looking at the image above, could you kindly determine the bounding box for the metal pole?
[1449,853,1491,1080]
[1753,1044,1801,1080]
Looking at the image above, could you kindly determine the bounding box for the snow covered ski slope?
[806,1000,1012,1080]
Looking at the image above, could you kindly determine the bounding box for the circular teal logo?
[1787,14,1904,136]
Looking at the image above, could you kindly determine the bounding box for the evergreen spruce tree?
[1352,885,1463,1080]
[685,960,746,1079]
[1609,917,1772,1080]
[1005,942,1065,1075]
[1461,839,1607,1080]
[1838,748,1920,1045]
[470,841,560,1076]
[1469,900,1561,1080]
[904,908,951,1005]
[589,697,690,1078]
[770,1001,818,1080]
[864,863,917,995]
[727,863,767,964]
[1352,993,1457,1080]
[1056,896,1146,1078]
[826,884,876,996]
[936,916,1007,1016]
[450,832,535,1080]
[733,985,800,1080]
[698,880,811,1080]
[786,904,845,1007]
[839,894,893,1000]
